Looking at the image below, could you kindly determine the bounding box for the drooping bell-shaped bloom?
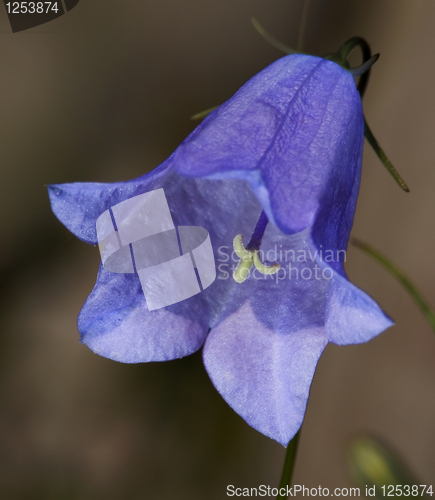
[48,54,393,446]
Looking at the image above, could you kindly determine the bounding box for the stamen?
[253,252,280,275]
[233,234,250,259]
[232,235,254,283]
[232,211,280,283]
[233,257,255,284]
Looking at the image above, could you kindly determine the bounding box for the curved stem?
[252,18,302,55]
[338,36,370,60]
[343,40,409,192]
[338,37,373,98]
[348,54,379,77]
[354,39,372,98]
[276,431,301,499]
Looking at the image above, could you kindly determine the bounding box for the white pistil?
[252,252,281,275]
[232,234,280,283]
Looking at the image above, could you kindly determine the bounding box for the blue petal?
[172,54,364,253]
[79,264,210,362]
[48,162,171,245]
[203,224,391,443]
[324,272,394,345]
[52,168,265,362]
[204,300,327,446]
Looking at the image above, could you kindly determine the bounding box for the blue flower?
[48,54,393,446]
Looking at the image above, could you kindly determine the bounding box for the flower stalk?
[276,431,301,499]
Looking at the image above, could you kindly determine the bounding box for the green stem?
[353,239,435,332]
[251,18,302,55]
[337,37,372,98]
[338,36,370,60]
[276,431,301,499]
[364,119,410,192]
[336,37,409,193]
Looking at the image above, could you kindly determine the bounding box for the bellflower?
[48,54,393,446]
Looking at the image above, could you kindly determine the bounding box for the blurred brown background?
[0,0,434,498]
